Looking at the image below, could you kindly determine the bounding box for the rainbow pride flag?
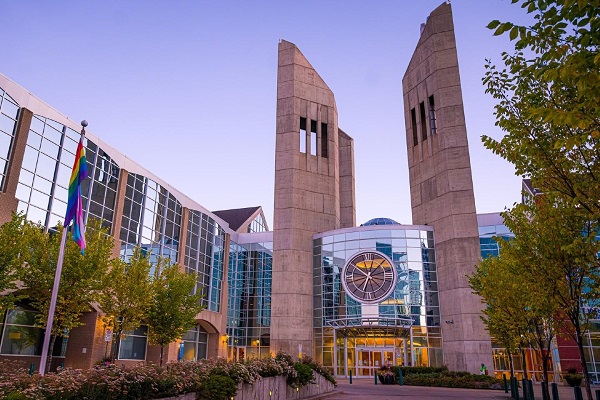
[64,137,88,252]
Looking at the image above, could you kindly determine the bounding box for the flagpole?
[39,120,87,376]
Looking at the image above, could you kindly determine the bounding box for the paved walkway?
[307,379,586,400]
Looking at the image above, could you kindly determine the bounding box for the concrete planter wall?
[234,373,334,400]
[157,372,335,400]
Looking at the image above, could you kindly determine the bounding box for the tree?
[18,218,114,370]
[483,0,600,222]
[480,196,600,399]
[146,258,204,366]
[483,2,599,398]
[469,242,558,398]
[99,247,153,361]
[0,213,36,312]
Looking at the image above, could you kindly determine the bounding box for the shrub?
[287,362,315,388]
[196,374,237,400]
[299,356,337,386]
[6,393,27,400]
[0,351,334,399]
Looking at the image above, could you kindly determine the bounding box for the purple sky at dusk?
[1,0,534,227]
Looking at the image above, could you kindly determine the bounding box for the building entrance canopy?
[326,317,412,338]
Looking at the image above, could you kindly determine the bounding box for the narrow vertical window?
[428,95,437,135]
[299,117,307,153]
[419,102,427,141]
[310,120,317,156]
[411,108,418,146]
[321,123,328,158]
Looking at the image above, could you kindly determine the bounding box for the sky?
[1,0,534,228]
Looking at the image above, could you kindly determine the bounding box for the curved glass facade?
[119,173,182,264]
[313,225,441,377]
[184,209,226,312]
[16,115,120,231]
[0,87,19,191]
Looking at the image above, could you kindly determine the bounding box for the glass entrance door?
[356,348,394,377]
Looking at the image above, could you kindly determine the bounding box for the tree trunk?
[45,334,57,373]
[160,345,164,367]
[575,329,593,400]
[111,329,122,362]
[521,347,528,379]
[509,352,515,378]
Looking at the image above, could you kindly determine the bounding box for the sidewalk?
[306,378,585,400]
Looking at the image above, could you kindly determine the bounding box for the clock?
[341,251,397,304]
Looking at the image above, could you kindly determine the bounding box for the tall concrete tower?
[402,3,493,373]
[272,40,355,356]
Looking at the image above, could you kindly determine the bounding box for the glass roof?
[361,217,401,226]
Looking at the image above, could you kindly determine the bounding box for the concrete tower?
[402,3,493,373]
[272,40,355,356]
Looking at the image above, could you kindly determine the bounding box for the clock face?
[341,251,397,304]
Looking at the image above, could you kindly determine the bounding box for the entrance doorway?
[356,348,395,377]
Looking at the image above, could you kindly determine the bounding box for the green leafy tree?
[20,218,114,370]
[147,258,203,366]
[99,247,153,361]
[0,213,39,312]
[470,235,558,399]
[483,3,599,398]
[483,0,600,221]
[478,196,600,398]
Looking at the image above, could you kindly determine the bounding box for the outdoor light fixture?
[445,320,454,324]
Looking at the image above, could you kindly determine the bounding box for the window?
[310,120,317,156]
[419,102,427,141]
[0,307,43,355]
[411,108,418,146]
[321,123,328,158]
[118,326,148,360]
[428,95,437,136]
[299,117,307,153]
[180,326,209,361]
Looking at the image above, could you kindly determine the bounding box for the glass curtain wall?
[184,210,226,312]
[15,115,120,231]
[313,227,442,377]
[226,239,272,360]
[0,87,19,190]
[119,173,182,265]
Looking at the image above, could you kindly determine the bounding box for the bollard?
[528,379,534,400]
[398,368,403,386]
[29,363,35,376]
[349,370,352,384]
[550,382,559,400]
[503,374,509,393]
[595,389,600,400]
[374,371,378,385]
[513,377,521,400]
[574,386,583,400]
[542,381,549,400]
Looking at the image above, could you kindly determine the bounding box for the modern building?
[2,2,593,379]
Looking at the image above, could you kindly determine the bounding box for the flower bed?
[0,352,336,400]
